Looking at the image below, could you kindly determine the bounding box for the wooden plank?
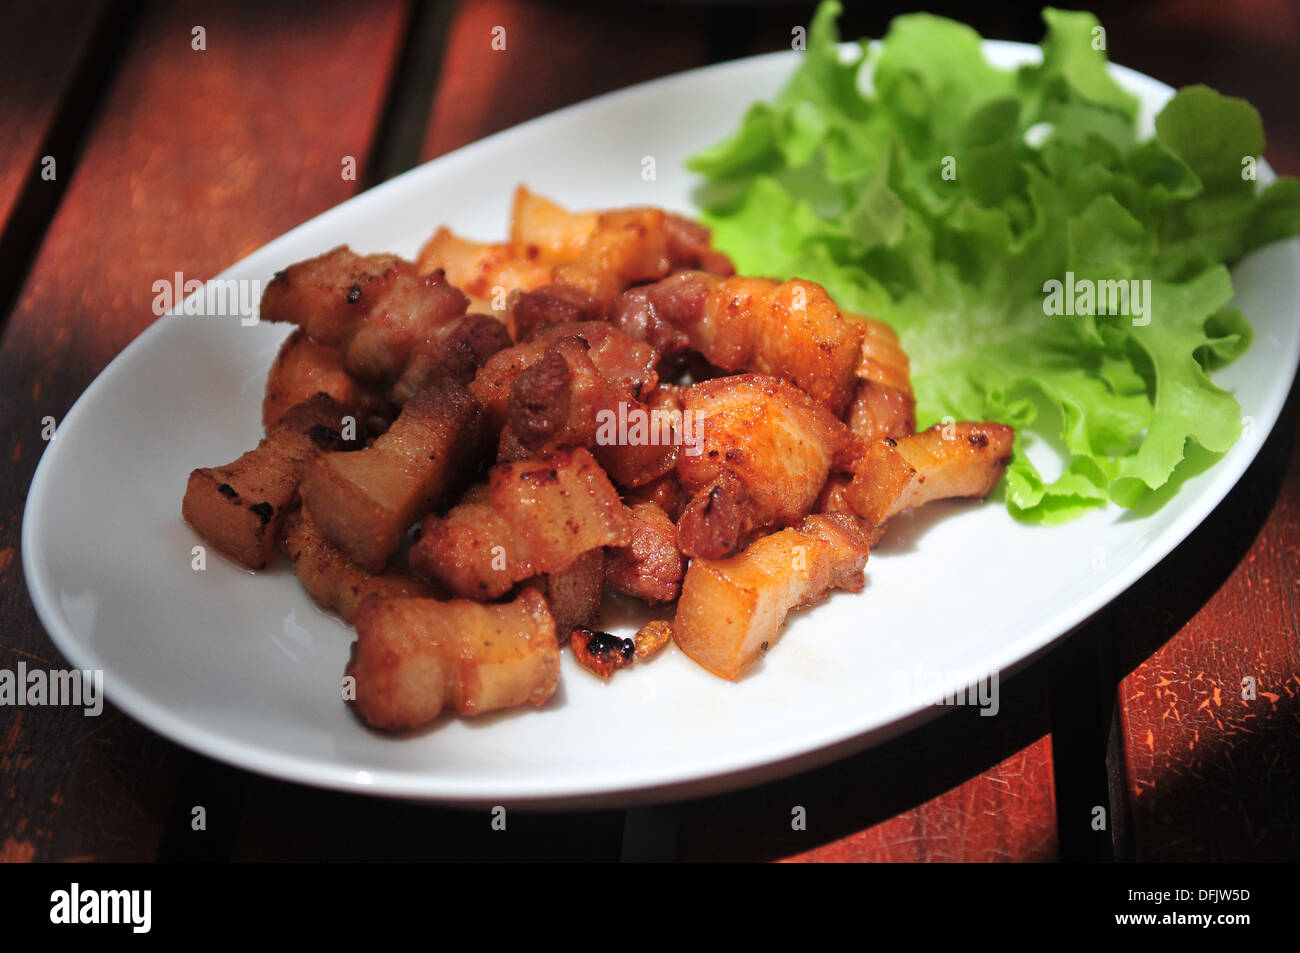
[676,670,1056,863]
[420,0,712,161]
[0,0,107,241]
[0,0,409,862]
[781,737,1057,863]
[1114,387,1300,859]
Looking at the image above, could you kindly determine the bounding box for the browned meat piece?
[845,317,916,444]
[260,245,470,383]
[509,186,601,263]
[474,322,673,487]
[674,514,870,681]
[416,227,552,315]
[663,213,735,277]
[535,548,605,637]
[410,446,630,599]
[508,284,603,341]
[348,589,559,729]
[550,208,696,309]
[610,272,865,415]
[676,374,859,559]
[300,380,489,572]
[844,422,1015,528]
[622,470,688,521]
[280,508,435,622]
[388,312,513,405]
[419,190,731,321]
[262,328,392,431]
[183,395,359,569]
[605,502,684,604]
[470,321,658,426]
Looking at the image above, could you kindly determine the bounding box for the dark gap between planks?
[0,1,142,336]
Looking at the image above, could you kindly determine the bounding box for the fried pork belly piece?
[348,588,559,729]
[535,548,605,636]
[415,187,600,314]
[510,186,731,275]
[674,515,870,681]
[410,446,630,599]
[280,508,435,623]
[610,272,865,416]
[622,470,688,521]
[183,395,359,569]
[416,227,552,315]
[508,284,603,341]
[605,502,684,604]
[503,340,677,487]
[846,317,916,444]
[552,207,690,309]
[420,190,733,320]
[509,185,600,264]
[471,321,658,424]
[262,329,392,431]
[570,627,636,679]
[300,380,488,572]
[473,321,673,486]
[844,423,1015,527]
[388,312,513,405]
[662,212,735,278]
[676,374,859,559]
[260,246,470,382]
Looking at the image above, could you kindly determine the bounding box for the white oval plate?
[23,43,1300,807]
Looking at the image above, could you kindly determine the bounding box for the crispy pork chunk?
[609,272,865,415]
[416,227,552,315]
[846,316,916,444]
[262,328,392,431]
[472,321,675,487]
[348,588,560,730]
[300,380,489,572]
[259,246,471,383]
[674,514,870,681]
[534,548,605,637]
[844,422,1015,527]
[622,470,688,521]
[418,189,732,321]
[605,502,684,604]
[183,395,359,569]
[676,374,859,559]
[280,508,435,622]
[388,312,513,405]
[509,186,601,262]
[508,284,603,341]
[410,447,630,599]
[471,320,659,422]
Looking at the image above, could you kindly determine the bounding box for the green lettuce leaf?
[687,1,1300,522]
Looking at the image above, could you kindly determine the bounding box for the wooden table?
[0,0,1295,863]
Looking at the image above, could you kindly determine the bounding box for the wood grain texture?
[674,671,1056,862]
[0,0,408,861]
[420,0,712,161]
[781,737,1057,863]
[0,0,107,239]
[1113,387,1299,860]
